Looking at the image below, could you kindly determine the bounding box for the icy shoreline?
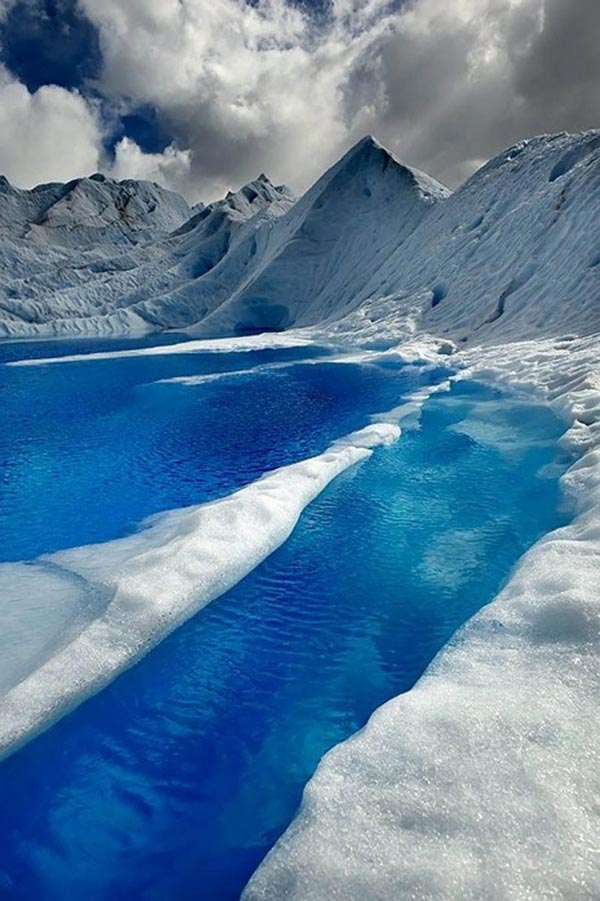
[244,331,600,899]
[0,408,430,760]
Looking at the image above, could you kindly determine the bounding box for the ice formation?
[243,136,600,899]
[244,339,600,900]
[1,127,599,897]
[0,420,404,758]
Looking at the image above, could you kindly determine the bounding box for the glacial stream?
[0,336,567,899]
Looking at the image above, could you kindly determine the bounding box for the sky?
[0,0,598,202]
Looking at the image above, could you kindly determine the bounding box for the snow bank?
[8,331,316,366]
[244,337,600,900]
[0,421,400,760]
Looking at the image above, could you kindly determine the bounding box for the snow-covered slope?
[196,131,599,342]
[0,137,447,337]
[0,173,191,245]
[0,131,598,343]
[195,136,449,334]
[358,130,600,346]
[128,173,296,330]
[0,173,294,336]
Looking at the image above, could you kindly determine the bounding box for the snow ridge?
[0,420,400,760]
[0,136,447,337]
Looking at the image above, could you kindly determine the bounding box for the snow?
[0,420,403,760]
[0,173,191,246]
[0,130,598,345]
[8,331,316,366]
[244,342,600,901]
[0,172,294,337]
[0,136,446,337]
[194,136,449,335]
[239,131,600,900]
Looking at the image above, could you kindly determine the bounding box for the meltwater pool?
[0,336,567,899]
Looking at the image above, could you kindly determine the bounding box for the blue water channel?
[0,337,567,899]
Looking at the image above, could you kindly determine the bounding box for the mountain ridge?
[0,130,597,341]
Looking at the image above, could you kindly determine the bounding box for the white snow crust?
[0,420,404,760]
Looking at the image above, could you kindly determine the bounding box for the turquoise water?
[0,338,566,899]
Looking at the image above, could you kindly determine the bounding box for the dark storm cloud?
[512,0,600,132]
[339,0,600,187]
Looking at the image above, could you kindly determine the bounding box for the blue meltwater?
[0,337,568,900]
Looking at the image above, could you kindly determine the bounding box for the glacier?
[0,127,599,898]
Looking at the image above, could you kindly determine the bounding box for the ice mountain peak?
[335,134,451,203]
[225,174,294,209]
[0,173,192,248]
[195,134,450,336]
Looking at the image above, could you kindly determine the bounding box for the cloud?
[110,136,192,190]
[0,66,101,186]
[351,0,547,186]
[0,0,598,199]
[511,0,600,131]
[76,0,600,201]
[78,0,399,200]
[361,0,600,186]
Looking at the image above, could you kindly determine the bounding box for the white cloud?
[0,0,597,199]
[79,0,399,200]
[0,67,101,187]
[109,136,192,191]
[0,63,192,194]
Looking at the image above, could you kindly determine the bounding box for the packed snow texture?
[245,337,600,900]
